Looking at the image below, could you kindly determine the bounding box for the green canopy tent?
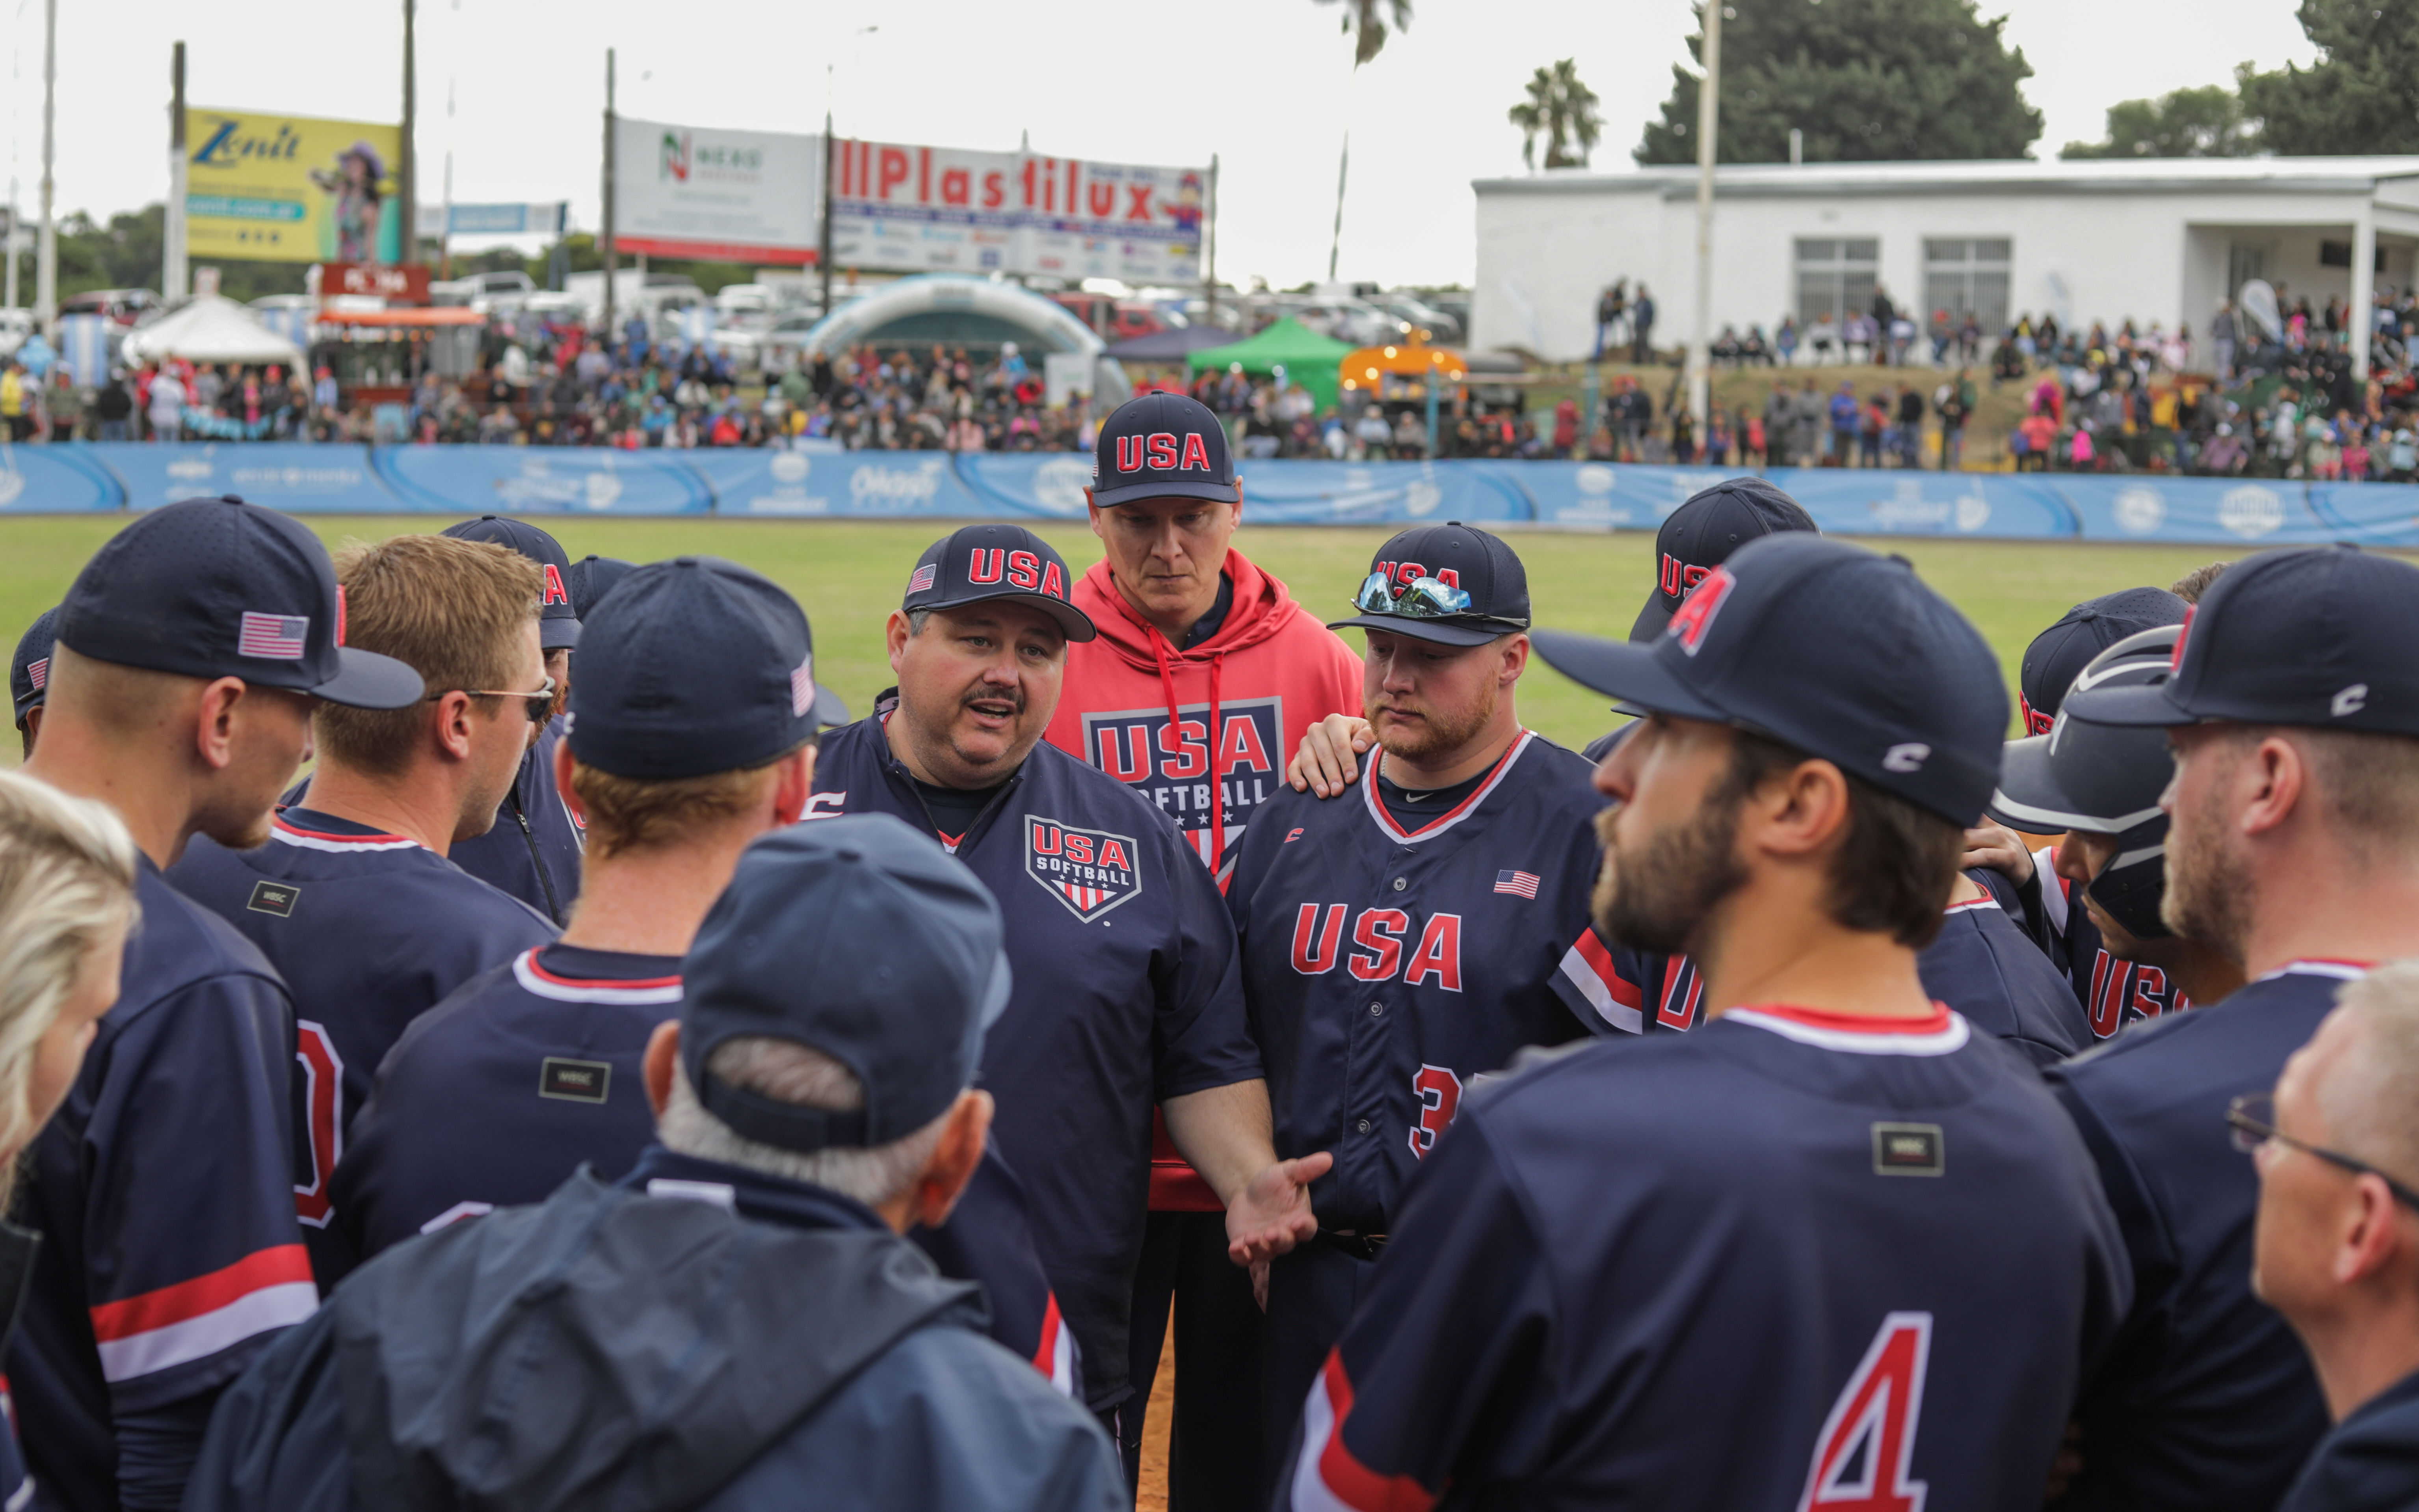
[1184,316,1355,411]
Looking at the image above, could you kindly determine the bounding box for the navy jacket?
[811,705,1261,1412]
[1921,893,2094,1065]
[180,1147,1125,1512]
[2047,961,2351,1511]
[2280,1368,2419,1512]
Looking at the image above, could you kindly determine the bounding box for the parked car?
[1378,292,1464,344]
[58,288,164,327]
[1051,292,1177,343]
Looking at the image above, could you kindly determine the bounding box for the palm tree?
[1317,0,1411,67]
[1508,59,1605,169]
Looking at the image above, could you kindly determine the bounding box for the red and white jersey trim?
[1942,895,2002,916]
[88,1244,318,1383]
[1556,929,1642,1034]
[513,948,684,1006]
[2258,959,2374,983]
[270,817,421,854]
[1032,1291,1078,1399]
[1727,1003,1972,1057]
[1360,732,1535,845]
[1290,1350,1436,1512]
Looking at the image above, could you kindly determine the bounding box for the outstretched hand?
[1224,1150,1333,1266]
[1286,715,1376,798]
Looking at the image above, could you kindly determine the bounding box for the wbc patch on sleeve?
[539,1057,613,1104]
[246,880,301,918]
[1872,1121,1944,1176]
[1025,815,1143,923]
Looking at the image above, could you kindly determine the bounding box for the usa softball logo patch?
[1025,815,1143,923]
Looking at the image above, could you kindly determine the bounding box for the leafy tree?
[2239,0,2419,155]
[1316,0,1409,67]
[1510,59,1606,168]
[1636,0,2041,165]
[2061,83,2262,158]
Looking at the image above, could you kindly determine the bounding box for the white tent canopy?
[122,294,307,368]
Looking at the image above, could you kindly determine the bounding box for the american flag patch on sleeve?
[1494,870,1541,899]
[908,564,939,594]
[236,613,310,660]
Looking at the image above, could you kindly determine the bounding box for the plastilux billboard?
[184,110,405,264]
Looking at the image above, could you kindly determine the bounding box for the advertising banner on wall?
[829,139,1206,284]
[185,110,404,264]
[611,116,821,266]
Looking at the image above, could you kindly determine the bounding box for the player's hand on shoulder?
[1961,820,2035,885]
[1286,714,1376,798]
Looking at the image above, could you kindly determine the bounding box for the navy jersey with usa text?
[329,943,1078,1390]
[2044,961,2352,1512]
[1227,732,1613,1234]
[2035,851,2194,1039]
[1285,1004,2129,1512]
[11,860,318,1512]
[167,808,556,1280]
[809,707,1262,1413]
[448,717,585,925]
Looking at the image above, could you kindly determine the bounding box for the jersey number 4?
[1796,1311,1933,1512]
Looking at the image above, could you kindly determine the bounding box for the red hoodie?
[1047,546,1363,1211]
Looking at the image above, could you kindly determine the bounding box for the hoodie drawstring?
[1147,629,1229,881]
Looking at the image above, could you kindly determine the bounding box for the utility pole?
[165,42,188,300]
[400,0,417,265]
[1327,132,1349,285]
[1686,0,1723,429]
[819,113,834,319]
[35,0,58,325]
[602,48,617,341]
[1203,153,1219,322]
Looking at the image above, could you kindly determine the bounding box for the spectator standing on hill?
[1937,372,1974,471]
[1763,380,1794,466]
[1827,381,1859,464]
[1631,285,1657,363]
[1896,383,1926,467]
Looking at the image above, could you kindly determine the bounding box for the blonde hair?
[314,534,542,776]
[567,749,800,861]
[0,771,139,1205]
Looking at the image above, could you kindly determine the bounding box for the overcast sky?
[4,0,2319,292]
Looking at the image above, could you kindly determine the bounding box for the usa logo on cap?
[1666,566,1737,656]
[1026,815,1143,923]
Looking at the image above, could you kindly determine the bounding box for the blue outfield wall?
[2,442,2415,547]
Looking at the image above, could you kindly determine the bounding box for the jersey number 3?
[1407,1064,1462,1160]
[1796,1311,1932,1512]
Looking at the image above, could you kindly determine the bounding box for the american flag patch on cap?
[237,612,310,661]
[790,655,815,718]
[1494,869,1541,899]
[26,657,47,691]
[908,563,939,594]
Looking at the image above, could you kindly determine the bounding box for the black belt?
[1315,1229,1389,1261]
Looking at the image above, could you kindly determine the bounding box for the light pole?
[165,42,188,299]
[1686,0,1723,430]
[35,0,57,325]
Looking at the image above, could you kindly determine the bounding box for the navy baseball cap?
[681,813,1013,1153]
[55,496,422,709]
[902,525,1095,642]
[568,556,843,781]
[1090,391,1240,509]
[441,515,580,650]
[564,555,636,623]
[2017,587,2188,733]
[1632,478,1819,642]
[1532,533,2008,825]
[1328,521,1532,648]
[11,606,58,727]
[2064,545,2419,735]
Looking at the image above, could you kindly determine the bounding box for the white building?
[1471,156,2419,367]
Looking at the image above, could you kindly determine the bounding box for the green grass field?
[0,515,2320,763]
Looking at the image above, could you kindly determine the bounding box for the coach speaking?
[807,524,1326,1447]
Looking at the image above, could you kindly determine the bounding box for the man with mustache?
[807,524,1326,1457]
[1223,523,1627,1472]
[1274,534,2127,1510]
[2047,545,2419,1512]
